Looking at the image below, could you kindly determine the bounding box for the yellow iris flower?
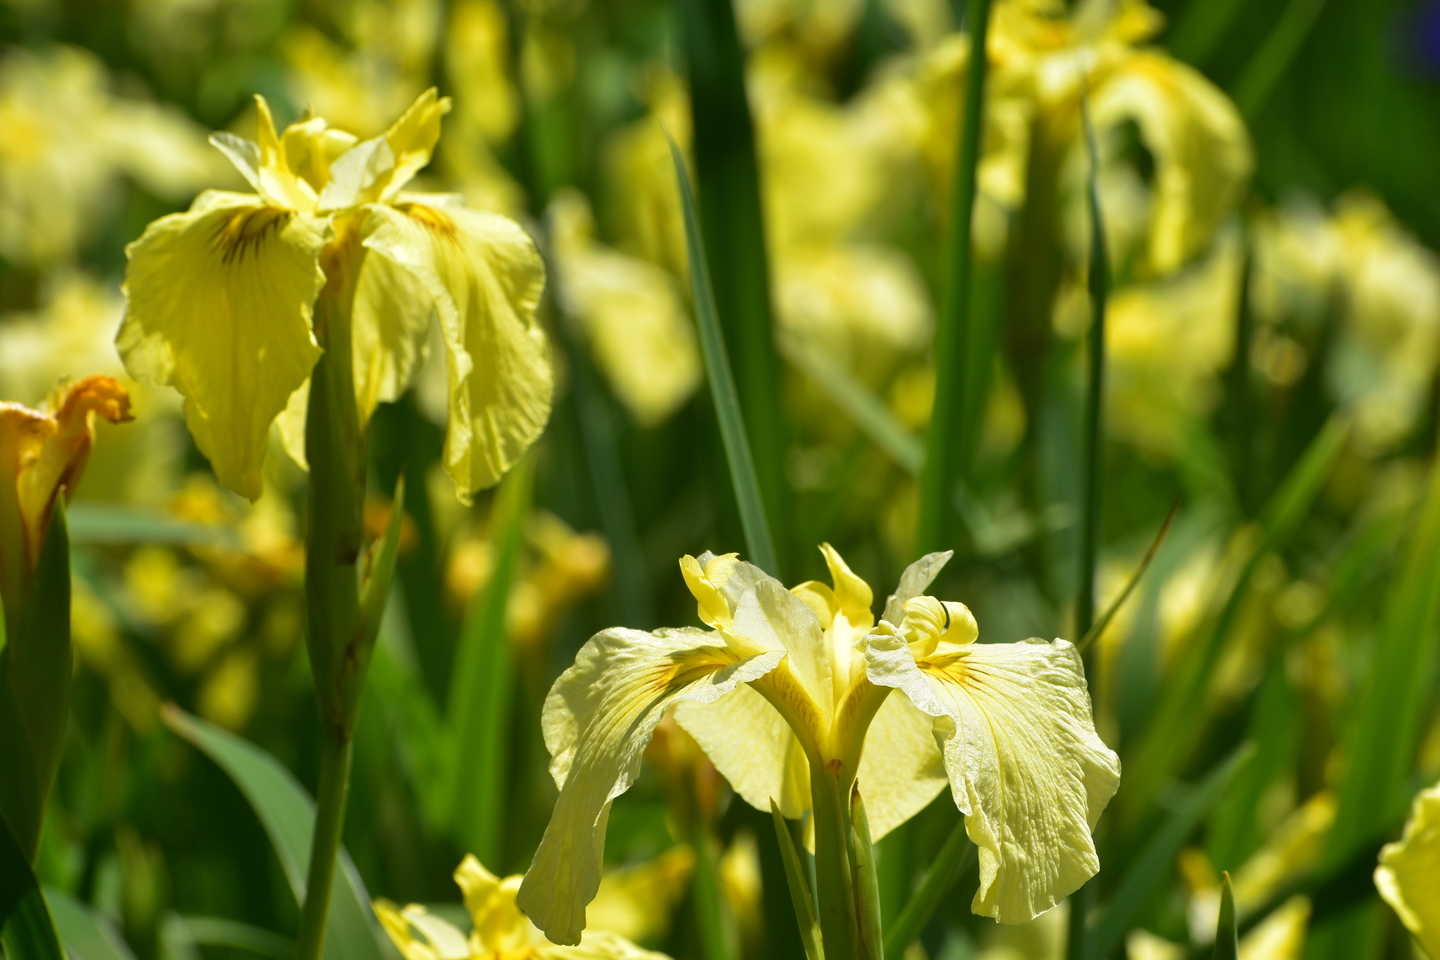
[0,376,132,613]
[377,854,670,960]
[119,90,551,501]
[516,545,1119,943]
[1375,779,1440,959]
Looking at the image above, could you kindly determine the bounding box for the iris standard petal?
[1374,780,1440,958]
[517,626,783,945]
[118,191,327,500]
[865,626,1120,923]
[362,198,550,501]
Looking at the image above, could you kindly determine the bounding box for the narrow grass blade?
[770,801,823,960]
[1125,417,1346,818]
[0,814,64,960]
[916,0,994,555]
[1309,453,1440,959]
[446,453,533,869]
[0,500,70,862]
[1232,0,1328,119]
[1075,98,1108,638]
[1085,743,1255,960]
[1076,499,1178,655]
[1212,874,1237,960]
[850,786,883,960]
[46,890,136,960]
[161,706,389,960]
[882,818,976,959]
[168,916,295,960]
[670,137,779,574]
[674,0,790,574]
[779,332,924,476]
[691,830,733,960]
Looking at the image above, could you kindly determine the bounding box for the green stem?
[296,230,369,960]
[916,0,993,555]
[295,734,353,960]
[810,763,858,960]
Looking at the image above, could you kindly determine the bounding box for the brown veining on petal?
[211,206,293,265]
[401,202,461,245]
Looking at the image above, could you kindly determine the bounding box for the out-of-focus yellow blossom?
[447,510,610,652]
[1126,896,1310,960]
[585,845,694,945]
[549,189,702,426]
[282,0,440,139]
[446,0,520,146]
[606,61,933,376]
[72,578,164,733]
[517,546,1118,941]
[197,647,260,730]
[719,830,764,951]
[0,46,224,266]
[1375,779,1440,959]
[119,89,552,502]
[603,68,692,282]
[1096,207,1243,456]
[0,272,185,509]
[976,899,1066,959]
[1182,791,1334,942]
[377,855,671,959]
[0,376,132,613]
[734,0,860,65]
[1252,192,1440,453]
[904,0,1250,276]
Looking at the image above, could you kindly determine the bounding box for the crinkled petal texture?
[118,191,327,500]
[865,611,1120,923]
[517,626,783,946]
[1375,780,1440,958]
[363,198,551,501]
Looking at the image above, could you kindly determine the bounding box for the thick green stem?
[295,733,354,960]
[296,228,369,960]
[811,762,858,960]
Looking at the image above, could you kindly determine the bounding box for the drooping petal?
[352,218,435,424]
[517,626,782,945]
[673,682,811,820]
[362,198,550,501]
[864,617,1120,923]
[1374,780,1440,958]
[118,192,326,498]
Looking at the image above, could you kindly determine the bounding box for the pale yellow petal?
[864,627,1120,923]
[549,190,700,426]
[1239,896,1309,960]
[364,199,550,501]
[880,551,953,625]
[586,845,694,944]
[1375,780,1440,958]
[818,542,873,629]
[728,577,833,722]
[673,681,811,820]
[373,900,459,960]
[1091,53,1252,273]
[359,89,453,205]
[855,690,947,841]
[517,626,782,945]
[352,209,435,424]
[540,930,675,960]
[118,192,327,499]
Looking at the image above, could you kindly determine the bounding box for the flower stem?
[295,732,353,960]
[810,762,858,960]
[296,228,370,960]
